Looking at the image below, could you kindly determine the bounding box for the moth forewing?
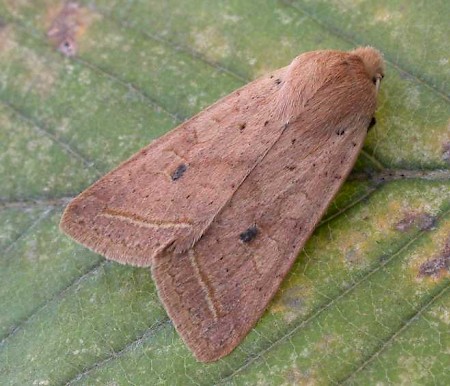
[60,47,384,362]
[60,68,288,266]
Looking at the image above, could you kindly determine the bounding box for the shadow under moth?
[60,47,385,362]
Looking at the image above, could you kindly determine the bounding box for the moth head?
[351,46,385,92]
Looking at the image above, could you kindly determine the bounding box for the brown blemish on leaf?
[418,237,450,278]
[271,282,312,323]
[283,365,317,386]
[345,247,364,265]
[417,214,438,231]
[315,333,338,353]
[395,212,437,232]
[442,142,450,164]
[280,287,305,311]
[46,2,97,56]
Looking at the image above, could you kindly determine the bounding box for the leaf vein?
[338,282,450,384]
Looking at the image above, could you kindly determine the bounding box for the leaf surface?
[0,1,449,385]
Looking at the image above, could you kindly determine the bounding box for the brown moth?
[60,47,385,362]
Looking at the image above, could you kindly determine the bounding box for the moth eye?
[373,74,382,92]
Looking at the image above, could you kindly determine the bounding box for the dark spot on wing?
[239,226,258,243]
[336,128,346,136]
[275,78,282,85]
[171,163,187,181]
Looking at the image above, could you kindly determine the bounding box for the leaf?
[0,1,449,385]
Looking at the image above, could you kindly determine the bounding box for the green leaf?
[1,1,449,385]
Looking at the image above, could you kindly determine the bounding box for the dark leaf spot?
[418,239,450,277]
[239,226,258,243]
[171,163,187,181]
[395,212,437,232]
[418,214,437,231]
[59,39,76,56]
[46,2,88,57]
[281,287,305,309]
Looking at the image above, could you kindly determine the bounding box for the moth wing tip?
[59,199,78,235]
[58,198,155,267]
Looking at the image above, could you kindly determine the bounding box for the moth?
[61,47,385,362]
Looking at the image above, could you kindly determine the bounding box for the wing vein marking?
[187,250,220,321]
[187,124,329,252]
[99,208,192,230]
[185,123,291,250]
